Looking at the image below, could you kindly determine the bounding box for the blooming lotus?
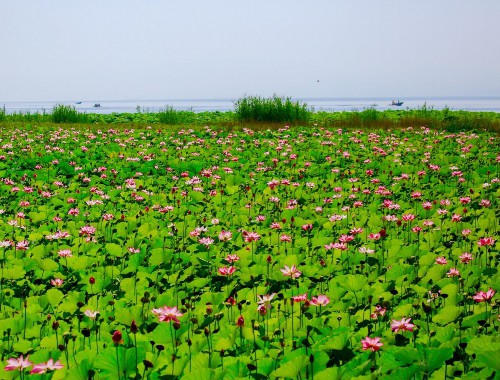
[84,309,99,319]
[50,278,64,287]
[310,294,330,306]
[473,288,496,302]
[243,231,261,243]
[292,293,308,303]
[218,230,232,242]
[478,237,495,247]
[5,355,33,371]
[280,264,301,279]
[152,306,183,323]
[459,252,473,264]
[30,359,64,374]
[435,257,448,265]
[218,266,237,276]
[370,305,386,319]
[361,337,383,352]
[390,317,415,333]
[257,293,276,310]
[225,254,240,263]
[447,268,460,277]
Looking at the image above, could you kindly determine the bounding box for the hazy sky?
[1,0,499,101]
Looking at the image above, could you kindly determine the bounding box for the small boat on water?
[75,101,82,104]
[391,100,404,106]
[93,103,101,108]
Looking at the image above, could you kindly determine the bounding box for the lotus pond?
[0,125,498,379]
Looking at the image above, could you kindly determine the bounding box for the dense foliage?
[0,125,498,379]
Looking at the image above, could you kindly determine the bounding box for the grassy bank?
[1,101,500,133]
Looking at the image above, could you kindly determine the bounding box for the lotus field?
[0,125,499,380]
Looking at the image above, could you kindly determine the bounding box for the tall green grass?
[157,106,195,125]
[235,95,311,123]
[52,104,88,123]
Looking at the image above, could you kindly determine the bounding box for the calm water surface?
[2,97,500,114]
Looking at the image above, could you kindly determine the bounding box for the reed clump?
[52,104,88,123]
[157,106,195,125]
[235,95,311,123]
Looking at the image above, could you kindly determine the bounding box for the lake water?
[2,97,500,114]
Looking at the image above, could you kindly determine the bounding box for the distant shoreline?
[2,96,500,114]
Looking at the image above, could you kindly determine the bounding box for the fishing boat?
[75,101,82,104]
[93,103,101,108]
[391,100,404,106]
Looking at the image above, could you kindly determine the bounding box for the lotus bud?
[112,330,123,345]
[131,320,138,334]
[236,315,244,327]
[206,304,213,315]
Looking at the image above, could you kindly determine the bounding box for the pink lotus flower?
[30,359,64,374]
[198,237,214,247]
[218,230,232,242]
[243,231,261,243]
[257,293,276,310]
[280,234,292,243]
[473,288,496,302]
[310,295,330,306]
[51,278,64,287]
[79,225,96,236]
[402,214,415,222]
[58,249,72,257]
[478,237,495,247]
[280,265,301,279]
[152,306,183,323]
[218,266,237,276]
[447,268,460,277]
[225,254,240,263]
[435,256,448,265]
[84,309,99,319]
[361,337,383,352]
[370,305,386,319]
[459,252,473,264]
[5,355,33,371]
[16,240,29,250]
[292,293,308,303]
[391,317,415,333]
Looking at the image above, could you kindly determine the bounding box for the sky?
[1,0,499,102]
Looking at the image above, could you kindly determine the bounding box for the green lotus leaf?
[106,243,124,257]
[315,367,342,380]
[40,334,58,349]
[270,355,308,379]
[12,339,32,354]
[434,324,456,343]
[341,274,368,293]
[432,306,463,325]
[4,266,26,280]
[425,347,454,372]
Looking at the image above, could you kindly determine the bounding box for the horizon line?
[2,95,500,104]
